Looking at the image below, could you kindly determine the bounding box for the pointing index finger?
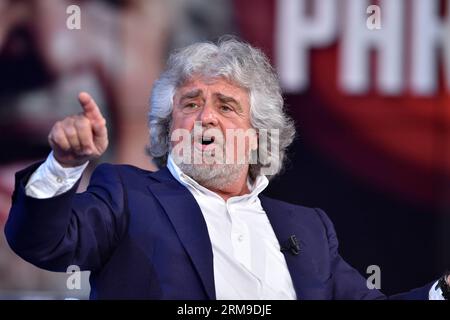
[78,92,104,122]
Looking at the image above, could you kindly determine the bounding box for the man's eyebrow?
[216,93,243,112]
[180,89,204,101]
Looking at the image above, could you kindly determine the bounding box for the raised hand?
[48,92,108,167]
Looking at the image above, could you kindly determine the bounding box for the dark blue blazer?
[5,162,432,299]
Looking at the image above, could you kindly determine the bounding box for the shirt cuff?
[25,152,89,199]
[428,280,445,300]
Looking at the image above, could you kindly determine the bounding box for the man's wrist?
[25,152,89,199]
[48,151,89,179]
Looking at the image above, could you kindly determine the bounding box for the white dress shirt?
[24,152,443,300]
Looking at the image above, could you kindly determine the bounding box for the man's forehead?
[175,76,248,97]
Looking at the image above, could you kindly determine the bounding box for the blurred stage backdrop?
[0,0,448,299]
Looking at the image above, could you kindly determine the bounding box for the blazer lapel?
[146,168,216,299]
[260,195,331,300]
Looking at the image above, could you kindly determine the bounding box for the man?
[5,38,449,299]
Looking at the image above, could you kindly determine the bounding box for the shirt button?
[56,177,63,183]
[238,234,244,242]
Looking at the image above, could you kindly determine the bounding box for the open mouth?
[201,136,215,146]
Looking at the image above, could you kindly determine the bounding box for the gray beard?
[177,162,247,190]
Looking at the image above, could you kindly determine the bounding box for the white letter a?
[366,5,381,30]
[66,265,81,290]
[66,5,81,30]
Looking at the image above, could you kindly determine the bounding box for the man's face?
[169,75,257,187]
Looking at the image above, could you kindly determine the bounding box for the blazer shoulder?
[89,164,176,190]
[259,194,332,228]
[259,194,319,214]
[92,163,156,179]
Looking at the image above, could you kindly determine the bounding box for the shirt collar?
[166,154,269,203]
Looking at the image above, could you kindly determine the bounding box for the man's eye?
[220,105,233,113]
[184,103,199,110]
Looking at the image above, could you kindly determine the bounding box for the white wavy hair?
[147,37,296,179]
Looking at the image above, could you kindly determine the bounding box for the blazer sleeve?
[315,208,386,299]
[315,208,433,300]
[5,162,127,273]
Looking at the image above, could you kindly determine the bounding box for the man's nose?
[198,103,219,127]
